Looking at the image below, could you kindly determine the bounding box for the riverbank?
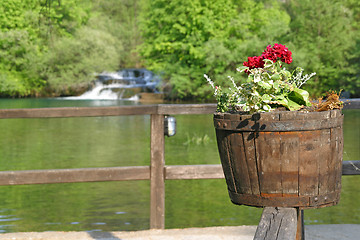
[0,225,359,240]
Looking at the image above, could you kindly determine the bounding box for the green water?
[0,99,359,233]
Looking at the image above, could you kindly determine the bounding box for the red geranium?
[262,43,292,64]
[243,55,265,69]
[243,43,292,71]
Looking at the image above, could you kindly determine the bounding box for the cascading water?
[67,82,141,100]
[65,69,161,100]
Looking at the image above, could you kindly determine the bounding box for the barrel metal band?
[228,190,341,209]
[214,116,343,132]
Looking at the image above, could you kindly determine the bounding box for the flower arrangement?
[205,43,318,113]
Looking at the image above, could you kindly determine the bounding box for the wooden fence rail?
[0,103,359,230]
[1,162,359,185]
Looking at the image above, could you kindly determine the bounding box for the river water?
[0,98,359,233]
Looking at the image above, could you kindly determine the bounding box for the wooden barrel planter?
[214,109,343,209]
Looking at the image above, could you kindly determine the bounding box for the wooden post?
[150,114,165,229]
[296,208,304,240]
[254,207,298,240]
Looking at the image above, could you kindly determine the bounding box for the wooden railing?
[0,103,359,231]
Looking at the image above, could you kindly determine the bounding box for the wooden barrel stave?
[242,132,260,195]
[229,132,252,194]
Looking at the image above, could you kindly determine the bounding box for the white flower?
[289,68,316,88]
[204,74,215,89]
[254,76,261,83]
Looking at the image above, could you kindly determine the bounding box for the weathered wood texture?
[0,104,217,119]
[157,104,217,115]
[165,165,224,179]
[0,167,150,185]
[342,160,360,175]
[0,161,356,186]
[150,114,165,229]
[0,106,157,118]
[2,101,355,119]
[296,209,304,240]
[254,207,298,240]
[0,101,355,119]
[343,99,360,109]
[215,110,344,208]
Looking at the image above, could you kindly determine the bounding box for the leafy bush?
[0,30,45,96]
[206,44,315,113]
[38,26,122,95]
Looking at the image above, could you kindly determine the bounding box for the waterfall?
[65,69,161,100]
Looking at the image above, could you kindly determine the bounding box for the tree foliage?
[0,0,359,98]
[91,0,143,68]
[34,27,121,96]
[0,0,141,97]
[139,0,235,99]
[284,0,359,97]
[139,0,291,100]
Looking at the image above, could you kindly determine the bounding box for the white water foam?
[64,83,141,101]
[62,68,160,101]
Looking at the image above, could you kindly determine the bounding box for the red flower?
[243,55,265,69]
[262,43,292,64]
[243,43,292,72]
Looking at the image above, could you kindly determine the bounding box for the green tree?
[33,26,121,96]
[36,0,147,95]
[343,0,360,97]
[0,0,43,96]
[0,30,45,96]
[0,0,151,97]
[139,0,236,99]
[37,0,91,38]
[91,0,143,68]
[284,0,358,97]
[0,0,93,97]
[139,0,291,100]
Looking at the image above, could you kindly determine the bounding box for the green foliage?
[36,26,121,95]
[0,0,39,31]
[0,0,93,96]
[206,59,314,113]
[139,0,292,100]
[0,30,45,96]
[0,0,140,97]
[0,1,43,96]
[37,0,92,37]
[140,0,359,99]
[0,72,28,96]
[284,0,359,97]
[139,0,241,99]
[91,0,143,67]
[0,0,359,98]
[343,0,360,97]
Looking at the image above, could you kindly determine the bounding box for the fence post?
[296,208,305,240]
[254,207,298,240]
[150,113,165,229]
